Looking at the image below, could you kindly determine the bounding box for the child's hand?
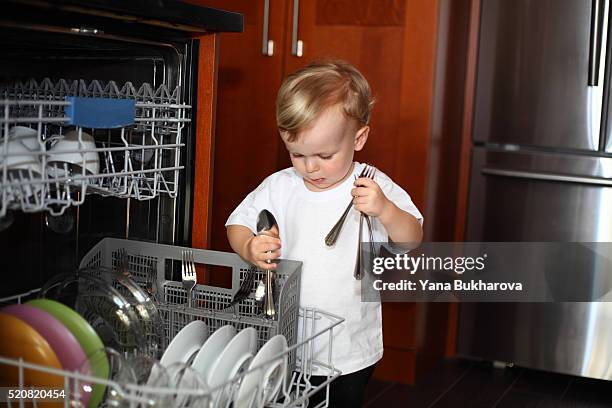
[351,177,390,217]
[243,226,281,270]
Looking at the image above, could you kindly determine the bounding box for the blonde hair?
[276,60,374,141]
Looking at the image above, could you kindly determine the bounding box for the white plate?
[165,363,210,408]
[191,324,236,383]
[234,334,288,408]
[208,327,258,406]
[160,320,208,367]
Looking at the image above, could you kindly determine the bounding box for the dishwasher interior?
[0,23,195,298]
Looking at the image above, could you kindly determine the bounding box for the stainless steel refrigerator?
[457,0,612,380]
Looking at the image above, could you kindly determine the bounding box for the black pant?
[306,364,376,407]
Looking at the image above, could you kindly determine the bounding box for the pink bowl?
[2,304,91,407]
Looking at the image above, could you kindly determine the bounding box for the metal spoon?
[255,209,278,319]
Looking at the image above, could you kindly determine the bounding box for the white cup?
[47,130,100,176]
[8,126,41,151]
[1,126,43,201]
[1,126,42,174]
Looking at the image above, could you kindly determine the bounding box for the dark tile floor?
[364,358,612,408]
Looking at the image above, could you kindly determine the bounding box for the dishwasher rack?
[0,238,345,407]
[0,294,343,408]
[0,78,191,217]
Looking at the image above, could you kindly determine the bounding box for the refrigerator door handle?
[482,167,612,186]
[589,0,607,86]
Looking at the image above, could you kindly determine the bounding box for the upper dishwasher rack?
[0,78,191,217]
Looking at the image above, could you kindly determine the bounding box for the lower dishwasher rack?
[0,238,345,407]
[0,298,343,408]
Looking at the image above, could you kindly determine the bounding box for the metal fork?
[354,167,377,280]
[227,267,256,308]
[181,250,197,308]
[324,164,376,247]
[364,215,377,259]
[117,248,130,277]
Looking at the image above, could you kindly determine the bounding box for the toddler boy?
[226,60,423,406]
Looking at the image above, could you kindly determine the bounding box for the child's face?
[281,105,368,192]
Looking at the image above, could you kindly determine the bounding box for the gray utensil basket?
[79,237,302,371]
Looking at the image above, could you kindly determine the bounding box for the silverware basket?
[79,237,302,371]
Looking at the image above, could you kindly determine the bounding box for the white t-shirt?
[225,162,423,374]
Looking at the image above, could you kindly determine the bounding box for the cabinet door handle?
[262,0,274,56]
[291,0,303,57]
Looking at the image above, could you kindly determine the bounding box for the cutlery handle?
[264,269,276,318]
[354,214,364,280]
[365,215,377,259]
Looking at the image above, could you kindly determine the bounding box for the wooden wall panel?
[191,36,218,247]
[191,34,218,284]
[447,0,481,357]
[315,0,406,26]
[417,0,477,358]
[373,348,416,384]
[425,0,473,242]
[395,0,439,210]
[454,0,480,244]
[382,302,417,349]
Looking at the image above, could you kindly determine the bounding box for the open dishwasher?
[0,1,342,407]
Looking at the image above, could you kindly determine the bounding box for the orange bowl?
[0,312,64,406]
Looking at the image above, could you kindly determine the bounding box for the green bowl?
[27,298,109,408]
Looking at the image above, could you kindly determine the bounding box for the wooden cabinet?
[188,0,287,259]
[277,0,434,197]
[191,0,452,384]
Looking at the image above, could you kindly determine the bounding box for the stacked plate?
[155,321,289,408]
[233,334,289,408]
